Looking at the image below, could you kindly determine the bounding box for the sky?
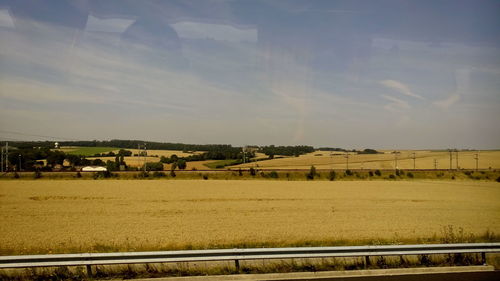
[0,0,499,149]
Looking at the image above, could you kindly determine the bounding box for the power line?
[474,151,479,171]
[0,130,81,141]
[344,151,349,170]
[411,152,416,170]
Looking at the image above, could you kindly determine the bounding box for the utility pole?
[344,152,349,170]
[242,146,246,164]
[411,152,416,170]
[393,151,400,171]
[5,142,8,172]
[1,146,3,173]
[448,149,453,170]
[434,159,438,170]
[18,154,21,172]
[455,149,459,170]
[474,151,479,171]
[143,143,147,173]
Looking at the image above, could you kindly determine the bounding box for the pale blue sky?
[0,0,499,149]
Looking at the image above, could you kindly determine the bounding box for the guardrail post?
[86,264,93,278]
[235,259,240,271]
[481,252,487,265]
[365,256,370,268]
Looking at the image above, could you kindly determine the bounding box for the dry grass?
[0,180,499,255]
[234,150,500,170]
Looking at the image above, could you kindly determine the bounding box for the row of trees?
[5,141,328,161]
[259,145,315,158]
[3,147,110,171]
[3,146,132,172]
[94,149,132,157]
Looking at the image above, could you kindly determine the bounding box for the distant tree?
[375,169,382,176]
[144,162,163,171]
[269,171,279,178]
[117,149,132,156]
[106,160,118,171]
[46,150,66,166]
[92,159,105,166]
[177,159,187,170]
[328,170,337,181]
[249,167,256,176]
[306,165,317,180]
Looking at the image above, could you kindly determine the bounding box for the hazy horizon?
[1,0,499,149]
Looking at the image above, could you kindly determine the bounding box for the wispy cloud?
[379,80,425,100]
[381,94,410,112]
[432,94,461,110]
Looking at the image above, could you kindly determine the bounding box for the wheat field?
[1,180,499,255]
[233,150,500,170]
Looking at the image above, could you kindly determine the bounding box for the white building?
[81,166,107,172]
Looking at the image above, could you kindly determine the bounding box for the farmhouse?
[81,166,107,172]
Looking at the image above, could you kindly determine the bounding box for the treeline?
[260,145,315,157]
[318,147,380,154]
[3,147,133,172]
[317,147,347,152]
[58,140,240,153]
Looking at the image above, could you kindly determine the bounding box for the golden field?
[233,150,500,170]
[0,180,499,255]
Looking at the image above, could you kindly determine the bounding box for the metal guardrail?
[1,243,499,277]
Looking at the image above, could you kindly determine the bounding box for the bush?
[137,171,149,178]
[328,170,337,181]
[238,168,243,176]
[388,174,396,179]
[202,174,208,180]
[496,176,500,183]
[170,170,176,177]
[33,170,42,179]
[144,162,164,171]
[269,171,279,178]
[407,172,414,178]
[368,171,374,177]
[375,169,381,176]
[152,171,165,178]
[93,171,113,179]
[177,159,187,170]
[76,171,82,178]
[345,169,353,176]
[13,172,20,179]
[249,167,256,176]
[306,165,317,180]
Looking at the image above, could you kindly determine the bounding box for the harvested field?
[0,180,499,255]
[234,150,500,170]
